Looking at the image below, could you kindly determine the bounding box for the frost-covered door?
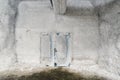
[40,32,71,67]
[54,33,71,66]
[40,33,52,66]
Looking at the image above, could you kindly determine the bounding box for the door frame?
[40,32,72,67]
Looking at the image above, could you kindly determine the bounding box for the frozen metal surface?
[54,33,71,66]
[40,33,52,66]
[40,32,72,67]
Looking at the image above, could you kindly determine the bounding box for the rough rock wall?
[0,0,120,77]
[97,0,120,75]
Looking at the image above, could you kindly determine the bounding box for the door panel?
[40,33,52,66]
[54,33,68,66]
[40,32,72,67]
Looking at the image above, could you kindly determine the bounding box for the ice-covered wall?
[0,0,21,70]
[97,0,120,75]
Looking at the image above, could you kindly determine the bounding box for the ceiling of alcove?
[51,0,116,15]
[67,0,114,8]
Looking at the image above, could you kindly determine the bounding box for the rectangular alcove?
[16,0,99,67]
